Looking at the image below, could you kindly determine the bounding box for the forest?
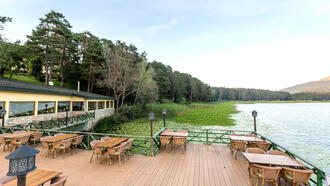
[0,11,328,112]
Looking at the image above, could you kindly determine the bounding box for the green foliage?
[175,102,239,126]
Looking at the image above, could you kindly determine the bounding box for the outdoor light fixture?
[162,109,167,127]
[5,145,40,186]
[148,112,155,156]
[148,112,155,121]
[251,110,258,133]
[45,104,48,113]
[65,105,69,126]
[1,107,7,127]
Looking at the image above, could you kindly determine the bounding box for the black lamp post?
[252,110,258,133]
[45,104,48,113]
[65,105,69,126]
[0,107,7,127]
[5,145,40,186]
[149,112,155,156]
[162,109,167,128]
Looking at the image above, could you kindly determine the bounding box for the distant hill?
[282,77,330,94]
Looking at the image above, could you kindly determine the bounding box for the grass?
[97,101,239,136]
[3,74,72,88]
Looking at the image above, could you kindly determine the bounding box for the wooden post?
[206,129,209,145]
[17,174,26,186]
[150,120,153,156]
[253,116,257,133]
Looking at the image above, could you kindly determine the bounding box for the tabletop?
[96,137,127,148]
[2,131,37,139]
[229,136,264,142]
[4,169,62,186]
[242,153,305,167]
[161,132,189,137]
[42,134,78,143]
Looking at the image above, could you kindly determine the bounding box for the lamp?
[5,145,40,186]
[65,105,69,126]
[45,104,48,113]
[0,107,7,127]
[148,112,155,156]
[162,109,167,128]
[251,110,257,133]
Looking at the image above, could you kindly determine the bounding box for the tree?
[0,16,12,39]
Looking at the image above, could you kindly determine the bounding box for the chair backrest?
[90,140,101,147]
[252,164,281,180]
[249,142,271,151]
[125,139,134,149]
[231,140,247,151]
[246,147,265,154]
[229,133,241,136]
[0,134,8,145]
[31,132,43,141]
[282,167,313,184]
[176,130,187,133]
[173,137,185,145]
[50,176,68,186]
[245,134,256,137]
[108,143,126,154]
[267,150,288,156]
[101,137,111,142]
[75,135,84,144]
[20,135,30,144]
[64,139,72,148]
[160,136,171,145]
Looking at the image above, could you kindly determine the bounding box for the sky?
[1,0,330,90]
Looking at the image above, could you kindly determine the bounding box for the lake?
[211,103,330,174]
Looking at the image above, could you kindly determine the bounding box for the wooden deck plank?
[0,144,251,186]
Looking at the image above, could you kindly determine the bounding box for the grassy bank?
[95,101,239,136]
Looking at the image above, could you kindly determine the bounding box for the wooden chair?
[176,130,187,133]
[50,176,68,186]
[251,164,281,186]
[281,167,313,186]
[163,129,173,133]
[173,137,186,153]
[0,134,10,152]
[231,140,247,159]
[90,140,103,163]
[29,132,43,145]
[10,135,30,151]
[246,148,265,176]
[52,139,72,159]
[249,141,271,151]
[101,137,111,142]
[245,134,257,137]
[267,150,289,156]
[40,136,52,157]
[71,135,84,151]
[124,139,134,159]
[106,143,126,166]
[160,136,172,152]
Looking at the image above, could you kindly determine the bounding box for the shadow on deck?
[0,144,253,186]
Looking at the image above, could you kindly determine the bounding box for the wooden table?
[242,153,305,167]
[161,132,189,137]
[2,131,37,139]
[229,136,264,142]
[4,169,62,186]
[96,137,127,148]
[42,134,78,143]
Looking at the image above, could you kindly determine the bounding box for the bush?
[118,105,145,120]
[160,98,173,104]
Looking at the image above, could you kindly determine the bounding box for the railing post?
[206,129,209,145]
[150,137,154,156]
[316,170,325,186]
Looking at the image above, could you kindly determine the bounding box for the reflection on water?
[210,103,330,174]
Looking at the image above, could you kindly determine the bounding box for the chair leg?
[118,155,121,166]
[251,175,253,186]
[90,152,94,163]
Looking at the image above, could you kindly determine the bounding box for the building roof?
[0,78,113,100]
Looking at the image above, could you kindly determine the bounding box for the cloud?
[144,17,182,32]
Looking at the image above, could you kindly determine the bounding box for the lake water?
[211,103,330,174]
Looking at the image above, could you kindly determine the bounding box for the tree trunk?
[9,70,13,79]
[49,60,54,83]
[87,61,93,92]
[60,49,65,87]
[45,44,49,85]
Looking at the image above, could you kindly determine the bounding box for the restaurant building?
[0,78,114,127]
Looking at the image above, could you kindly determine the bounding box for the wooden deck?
[0,144,252,186]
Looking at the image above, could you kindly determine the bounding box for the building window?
[9,102,35,117]
[88,102,96,111]
[38,102,55,114]
[58,101,70,112]
[72,102,84,111]
[98,101,105,109]
[106,101,109,108]
[0,102,4,118]
[110,101,114,108]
